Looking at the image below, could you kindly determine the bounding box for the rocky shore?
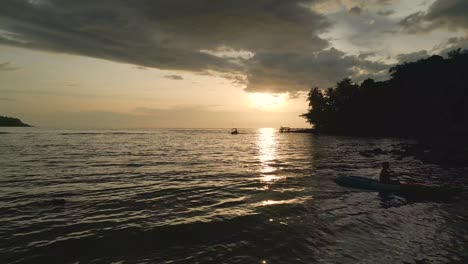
[359,137,468,168]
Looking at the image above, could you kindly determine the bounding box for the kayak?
[334,175,461,196]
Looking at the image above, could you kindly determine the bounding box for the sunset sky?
[1,0,467,128]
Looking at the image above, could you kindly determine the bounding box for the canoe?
[334,175,461,196]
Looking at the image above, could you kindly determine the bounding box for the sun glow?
[248,93,287,110]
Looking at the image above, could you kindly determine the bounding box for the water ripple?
[0,128,466,263]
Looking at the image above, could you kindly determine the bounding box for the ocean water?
[0,128,467,264]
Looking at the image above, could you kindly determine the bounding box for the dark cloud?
[326,8,397,53]
[377,9,395,16]
[313,0,396,12]
[164,75,184,80]
[376,0,394,5]
[0,1,329,66]
[400,0,468,33]
[245,48,390,93]
[399,12,426,33]
[437,37,468,56]
[0,0,338,93]
[349,6,362,15]
[447,37,463,45]
[220,73,248,86]
[0,62,20,71]
[358,51,376,59]
[395,50,429,63]
[0,0,390,93]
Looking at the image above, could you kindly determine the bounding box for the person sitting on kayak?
[379,162,400,184]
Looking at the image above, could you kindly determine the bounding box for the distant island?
[0,116,31,127]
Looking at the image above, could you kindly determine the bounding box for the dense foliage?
[301,49,468,136]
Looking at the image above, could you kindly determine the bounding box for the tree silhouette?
[302,49,468,137]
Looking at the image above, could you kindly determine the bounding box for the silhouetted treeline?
[0,116,31,127]
[302,49,468,137]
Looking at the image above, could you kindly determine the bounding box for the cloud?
[400,0,468,33]
[399,12,427,33]
[0,62,20,71]
[0,0,396,94]
[164,75,184,80]
[244,47,390,93]
[436,37,468,56]
[323,7,399,56]
[0,1,329,67]
[377,9,395,16]
[0,1,247,73]
[313,0,396,13]
[0,0,345,93]
[395,50,430,63]
[349,6,363,15]
[358,51,376,59]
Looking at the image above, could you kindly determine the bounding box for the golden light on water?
[257,128,279,182]
[259,199,303,206]
[261,175,280,182]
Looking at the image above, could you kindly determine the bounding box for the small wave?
[29,199,67,208]
[60,132,152,135]
[60,132,99,135]
[6,214,264,263]
[124,163,144,168]
[1,129,467,264]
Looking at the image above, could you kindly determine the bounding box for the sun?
[248,93,287,110]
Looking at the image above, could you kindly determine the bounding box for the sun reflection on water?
[256,198,306,207]
[257,128,279,182]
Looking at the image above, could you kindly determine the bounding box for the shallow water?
[0,128,467,263]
